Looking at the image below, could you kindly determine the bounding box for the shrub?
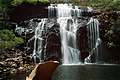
[0,29,24,49]
[110,0,120,10]
[11,0,49,6]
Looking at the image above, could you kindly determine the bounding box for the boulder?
[76,26,89,62]
[45,32,61,61]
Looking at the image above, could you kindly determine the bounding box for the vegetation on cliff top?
[50,0,120,11]
[11,0,49,6]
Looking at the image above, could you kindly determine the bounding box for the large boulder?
[76,26,89,62]
[44,23,61,62]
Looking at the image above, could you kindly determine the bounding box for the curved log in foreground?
[26,61,59,80]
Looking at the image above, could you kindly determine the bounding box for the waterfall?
[57,18,80,64]
[30,4,101,64]
[33,19,47,63]
[85,18,101,63]
[56,4,80,64]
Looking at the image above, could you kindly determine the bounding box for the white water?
[57,18,80,64]
[32,19,46,63]
[85,18,101,63]
[56,4,81,64]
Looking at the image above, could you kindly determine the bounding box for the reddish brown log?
[26,61,59,80]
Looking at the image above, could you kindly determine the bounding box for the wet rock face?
[16,18,92,63]
[45,32,61,61]
[25,20,90,63]
[44,24,61,62]
[76,26,89,62]
[98,12,120,63]
[44,22,90,62]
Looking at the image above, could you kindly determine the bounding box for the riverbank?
[0,47,35,80]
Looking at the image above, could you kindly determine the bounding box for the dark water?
[10,74,27,80]
[52,64,120,80]
[0,72,30,80]
[4,64,120,80]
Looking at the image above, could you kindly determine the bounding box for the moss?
[0,29,24,49]
[0,29,15,40]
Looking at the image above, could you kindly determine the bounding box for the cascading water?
[56,4,80,64]
[33,19,47,63]
[30,4,101,64]
[85,18,101,63]
[58,18,80,64]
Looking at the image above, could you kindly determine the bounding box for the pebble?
[11,69,17,74]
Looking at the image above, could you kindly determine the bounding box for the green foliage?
[0,29,15,40]
[110,0,120,10]
[11,0,49,6]
[0,30,24,49]
[0,0,13,7]
[85,0,120,11]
